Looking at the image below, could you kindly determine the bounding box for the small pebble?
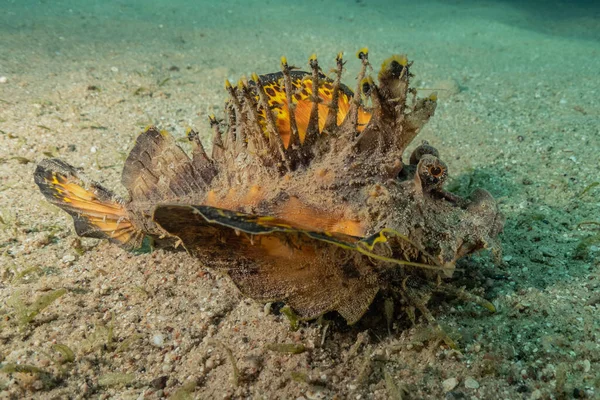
[530,389,542,400]
[62,254,76,264]
[110,66,119,73]
[90,146,97,153]
[0,76,7,84]
[582,359,591,373]
[464,377,480,389]
[33,232,51,248]
[442,377,459,392]
[152,333,164,347]
[305,390,323,400]
[263,302,272,315]
[445,391,467,400]
[516,385,529,393]
[79,382,89,394]
[32,379,44,390]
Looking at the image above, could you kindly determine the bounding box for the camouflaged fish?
[35,50,504,326]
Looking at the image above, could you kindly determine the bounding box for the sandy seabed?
[0,0,599,399]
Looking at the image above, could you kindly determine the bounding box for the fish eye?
[428,165,443,178]
[417,155,448,191]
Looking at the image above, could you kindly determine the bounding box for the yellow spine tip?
[484,301,497,313]
[356,47,369,59]
[280,56,287,66]
[309,53,317,62]
[428,92,438,102]
[397,54,408,66]
[337,52,343,60]
[225,79,231,89]
[360,77,374,94]
[251,72,260,82]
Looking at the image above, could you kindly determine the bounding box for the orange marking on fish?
[259,77,372,149]
[274,196,364,237]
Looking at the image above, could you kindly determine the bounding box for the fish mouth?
[413,188,504,277]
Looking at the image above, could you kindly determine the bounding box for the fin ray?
[122,127,216,203]
[35,159,142,249]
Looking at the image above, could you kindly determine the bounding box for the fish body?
[35,51,503,324]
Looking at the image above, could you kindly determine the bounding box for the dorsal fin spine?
[323,52,344,134]
[252,72,291,172]
[303,54,321,152]
[280,56,301,150]
[340,48,370,135]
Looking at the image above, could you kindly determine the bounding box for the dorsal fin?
[253,70,371,149]
[121,127,216,203]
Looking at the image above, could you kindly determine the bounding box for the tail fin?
[34,159,143,249]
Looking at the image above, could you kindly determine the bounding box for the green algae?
[574,234,600,260]
[207,340,239,387]
[51,344,75,363]
[579,181,599,198]
[280,305,299,331]
[384,369,406,400]
[97,372,134,387]
[11,266,43,284]
[265,343,306,354]
[170,379,197,400]
[115,334,141,354]
[7,288,67,327]
[0,363,61,390]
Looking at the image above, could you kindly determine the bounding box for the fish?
[35,50,503,326]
